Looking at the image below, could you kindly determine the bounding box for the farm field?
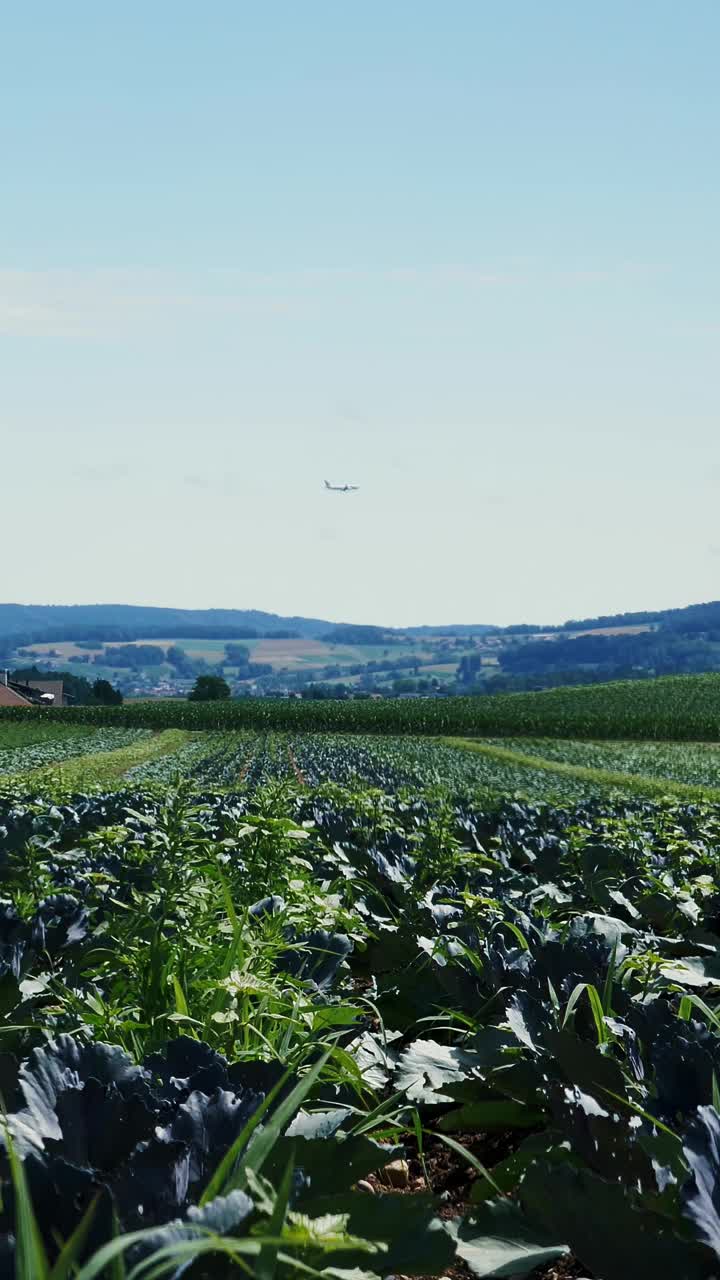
[562,622,655,638]
[25,634,450,672]
[2,719,720,1275]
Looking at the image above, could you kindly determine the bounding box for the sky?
[1,1,718,627]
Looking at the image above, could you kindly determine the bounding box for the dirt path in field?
[286,744,306,785]
[237,750,254,784]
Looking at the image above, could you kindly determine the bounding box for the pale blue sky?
[2,2,718,626]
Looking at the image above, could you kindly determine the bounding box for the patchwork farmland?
[19,632,488,699]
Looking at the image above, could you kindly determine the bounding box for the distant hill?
[3,597,720,651]
[501,600,720,636]
[559,600,720,635]
[0,603,333,647]
[409,600,720,637]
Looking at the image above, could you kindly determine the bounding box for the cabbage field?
[3,721,720,1277]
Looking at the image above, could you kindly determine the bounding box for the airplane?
[324,480,359,492]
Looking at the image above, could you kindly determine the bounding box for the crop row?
[494,735,720,788]
[4,670,720,738]
[284,733,720,805]
[8,725,720,807]
[125,731,248,785]
[284,733,611,803]
[0,725,150,777]
[0,719,97,751]
[136,730,720,806]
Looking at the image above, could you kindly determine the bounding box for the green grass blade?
[229,1049,332,1194]
[125,1235,262,1280]
[198,1049,322,1208]
[215,865,239,931]
[4,1120,50,1280]
[562,982,607,1043]
[348,1090,408,1136]
[599,1088,681,1142]
[170,975,189,1018]
[585,983,608,1044]
[677,993,720,1030]
[678,995,693,1021]
[109,1212,127,1280]
[49,1195,100,1279]
[72,1230,192,1280]
[199,1059,295,1206]
[601,939,618,1016]
[561,982,588,1028]
[431,1130,502,1196]
[256,1151,295,1280]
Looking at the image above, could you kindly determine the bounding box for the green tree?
[166,646,198,677]
[188,674,231,701]
[92,678,123,705]
[393,676,417,694]
[225,642,251,665]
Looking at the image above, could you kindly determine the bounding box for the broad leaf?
[448,1198,568,1278]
